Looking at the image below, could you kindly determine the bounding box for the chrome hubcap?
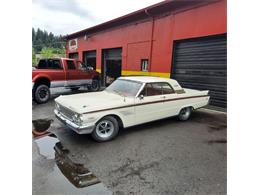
[96,120,114,138]
[180,108,190,117]
[38,88,49,100]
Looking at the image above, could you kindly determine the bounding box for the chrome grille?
[59,104,75,120]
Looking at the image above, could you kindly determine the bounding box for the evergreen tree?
[32,27,66,53]
[32,28,66,64]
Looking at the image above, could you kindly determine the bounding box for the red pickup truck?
[32,58,100,104]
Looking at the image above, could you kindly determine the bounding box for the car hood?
[55,91,134,114]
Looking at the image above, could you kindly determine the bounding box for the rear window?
[37,59,62,69]
[37,60,47,69]
[161,83,174,94]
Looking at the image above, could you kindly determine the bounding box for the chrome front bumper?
[54,109,95,134]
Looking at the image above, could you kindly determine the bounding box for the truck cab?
[32,58,100,104]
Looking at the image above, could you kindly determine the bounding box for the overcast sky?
[32,0,163,36]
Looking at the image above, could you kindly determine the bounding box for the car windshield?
[106,79,142,97]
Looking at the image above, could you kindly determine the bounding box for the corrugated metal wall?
[171,34,227,107]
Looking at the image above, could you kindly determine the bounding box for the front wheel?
[178,107,192,121]
[34,84,50,104]
[91,116,119,142]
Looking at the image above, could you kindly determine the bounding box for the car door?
[77,61,92,85]
[65,60,80,87]
[134,83,165,125]
[160,82,180,117]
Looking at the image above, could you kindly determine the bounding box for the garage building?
[66,0,227,108]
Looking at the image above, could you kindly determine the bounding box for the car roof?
[119,76,174,83]
[119,76,183,91]
[39,57,75,60]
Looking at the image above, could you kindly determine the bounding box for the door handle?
[161,96,166,99]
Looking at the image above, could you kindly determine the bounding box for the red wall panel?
[126,41,150,71]
[66,0,227,75]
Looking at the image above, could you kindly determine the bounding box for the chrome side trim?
[50,79,92,88]
[82,95,210,114]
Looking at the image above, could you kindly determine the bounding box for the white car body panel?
[54,76,210,134]
[134,95,164,124]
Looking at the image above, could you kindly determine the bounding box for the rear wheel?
[34,84,50,104]
[90,79,100,92]
[91,116,119,142]
[178,107,192,121]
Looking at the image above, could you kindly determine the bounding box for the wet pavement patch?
[33,134,110,194]
[55,142,100,188]
[191,111,227,133]
[207,139,227,145]
[208,124,227,132]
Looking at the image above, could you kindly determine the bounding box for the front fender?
[82,108,135,128]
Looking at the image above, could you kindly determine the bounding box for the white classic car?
[54,76,210,142]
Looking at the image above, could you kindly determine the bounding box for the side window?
[37,60,47,69]
[52,60,62,69]
[77,61,85,70]
[47,59,62,69]
[161,83,174,94]
[139,84,152,96]
[140,83,162,96]
[66,60,76,70]
[150,83,162,95]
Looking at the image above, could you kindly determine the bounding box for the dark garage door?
[171,34,227,108]
[102,48,122,86]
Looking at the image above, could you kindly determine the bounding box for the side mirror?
[139,95,144,100]
[86,66,94,71]
[79,66,87,71]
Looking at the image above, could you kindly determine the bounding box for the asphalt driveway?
[32,93,226,195]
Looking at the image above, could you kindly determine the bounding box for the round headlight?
[72,113,83,125]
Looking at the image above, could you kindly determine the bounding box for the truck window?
[38,59,62,69]
[66,60,76,70]
[47,59,62,69]
[37,59,48,69]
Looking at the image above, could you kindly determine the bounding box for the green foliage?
[32,48,37,65]
[40,47,54,58]
[39,47,66,59]
[52,48,66,57]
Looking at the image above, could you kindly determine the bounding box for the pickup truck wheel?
[34,84,50,104]
[90,79,100,92]
[178,107,192,121]
[91,116,119,142]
